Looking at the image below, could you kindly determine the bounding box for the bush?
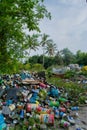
[31,63,44,72]
[64,70,76,79]
[82,66,87,71]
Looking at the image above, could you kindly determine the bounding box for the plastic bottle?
[26,103,38,112]
[39,82,47,88]
[20,109,24,119]
[49,101,59,107]
[36,107,51,114]
[59,107,66,112]
[40,114,54,124]
[54,108,59,118]
[71,106,79,111]
[59,112,66,117]
[60,119,70,127]
[59,97,68,103]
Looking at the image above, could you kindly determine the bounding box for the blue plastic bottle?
[76,128,81,130]
[20,109,24,119]
[54,108,59,118]
[59,112,66,117]
[76,125,81,130]
[71,106,79,111]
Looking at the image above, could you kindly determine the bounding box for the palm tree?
[55,50,63,65]
[61,48,75,65]
[24,34,39,61]
[40,33,53,67]
[45,42,57,56]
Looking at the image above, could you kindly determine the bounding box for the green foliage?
[47,76,86,105]
[0,0,51,73]
[76,50,87,65]
[79,96,87,104]
[45,41,57,56]
[31,63,44,72]
[39,89,47,99]
[55,51,63,65]
[23,63,31,70]
[46,66,53,78]
[61,48,76,65]
[28,117,35,126]
[0,59,22,74]
[29,55,55,69]
[64,70,76,79]
[80,71,87,77]
[40,33,55,66]
[29,55,39,64]
[24,34,40,60]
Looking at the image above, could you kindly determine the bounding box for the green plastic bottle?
[49,101,59,107]
[59,97,67,103]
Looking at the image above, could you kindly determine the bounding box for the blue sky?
[30,0,87,56]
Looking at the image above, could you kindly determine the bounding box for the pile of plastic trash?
[0,71,86,130]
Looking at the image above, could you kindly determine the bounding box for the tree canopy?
[0,0,51,73]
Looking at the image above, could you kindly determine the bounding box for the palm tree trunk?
[43,48,45,67]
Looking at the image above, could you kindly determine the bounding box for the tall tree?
[45,42,57,56]
[24,34,39,61]
[55,51,63,65]
[0,0,51,72]
[76,50,87,65]
[40,33,53,66]
[61,48,75,65]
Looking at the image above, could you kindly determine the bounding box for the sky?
[30,0,87,56]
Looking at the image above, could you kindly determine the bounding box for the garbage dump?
[0,71,87,130]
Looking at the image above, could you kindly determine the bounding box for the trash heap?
[0,71,86,130]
